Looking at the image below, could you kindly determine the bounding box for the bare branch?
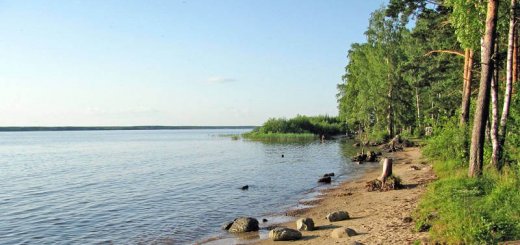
[424,49,465,57]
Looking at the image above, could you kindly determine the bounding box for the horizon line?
[0,125,257,132]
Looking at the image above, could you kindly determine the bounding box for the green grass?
[415,165,520,244]
[415,123,520,244]
[241,132,317,142]
[219,134,241,140]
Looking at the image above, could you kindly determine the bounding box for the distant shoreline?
[0,126,256,132]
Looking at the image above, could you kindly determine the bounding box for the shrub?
[249,115,346,137]
[422,118,467,163]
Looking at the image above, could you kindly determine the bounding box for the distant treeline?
[0,126,256,132]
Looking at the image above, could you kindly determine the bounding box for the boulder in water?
[228,217,259,233]
[318,176,331,184]
[323,172,335,177]
[221,221,234,230]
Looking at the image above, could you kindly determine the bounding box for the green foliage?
[243,115,346,141]
[241,132,317,142]
[341,2,520,244]
[356,128,389,144]
[423,118,467,164]
[338,7,413,135]
[338,5,462,137]
[444,0,486,50]
[504,82,520,164]
[415,168,520,244]
[445,0,511,50]
[417,114,520,243]
[386,0,429,24]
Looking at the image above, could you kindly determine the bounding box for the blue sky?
[0,0,386,126]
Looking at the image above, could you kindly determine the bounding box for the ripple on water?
[0,130,367,244]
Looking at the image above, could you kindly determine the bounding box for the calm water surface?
[0,129,373,244]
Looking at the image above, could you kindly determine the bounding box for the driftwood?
[389,135,400,152]
[380,135,415,152]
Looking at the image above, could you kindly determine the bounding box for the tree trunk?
[387,85,394,137]
[415,86,421,129]
[490,50,500,169]
[386,55,394,138]
[461,49,474,160]
[461,49,474,125]
[514,32,518,87]
[512,31,518,94]
[380,158,393,183]
[469,0,498,178]
[431,97,434,122]
[498,0,517,168]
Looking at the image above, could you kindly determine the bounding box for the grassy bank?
[241,132,317,142]
[241,115,345,142]
[415,123,520,244]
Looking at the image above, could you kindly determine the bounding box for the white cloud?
[206,76,237,84]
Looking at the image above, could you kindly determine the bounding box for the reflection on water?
[0,130,373,244]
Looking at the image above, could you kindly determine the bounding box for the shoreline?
[201,146,435,245]
[198,158,380,245]
[254,146,436,244]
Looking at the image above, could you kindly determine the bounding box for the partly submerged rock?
[330,227,357,238]
[228,217,259,233]
[318,176,331,184]
[323,172,335,177]
[221,221,234,230]
[268,227,302,241]
[326,211,350,222]
[296,218,315,231]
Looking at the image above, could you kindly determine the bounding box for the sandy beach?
[255,146,436,245]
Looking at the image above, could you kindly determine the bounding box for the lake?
[0,129,374,244]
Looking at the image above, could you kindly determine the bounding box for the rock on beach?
[330,227,357,238]
[268,227,302,241]
[326,211,350,222]
[296,218,315,231]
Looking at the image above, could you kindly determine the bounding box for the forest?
[336,0,520,243]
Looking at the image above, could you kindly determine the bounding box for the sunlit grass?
[415,165,520,244]
[241,132,317,142]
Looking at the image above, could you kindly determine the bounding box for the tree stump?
[380,158,393,183]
